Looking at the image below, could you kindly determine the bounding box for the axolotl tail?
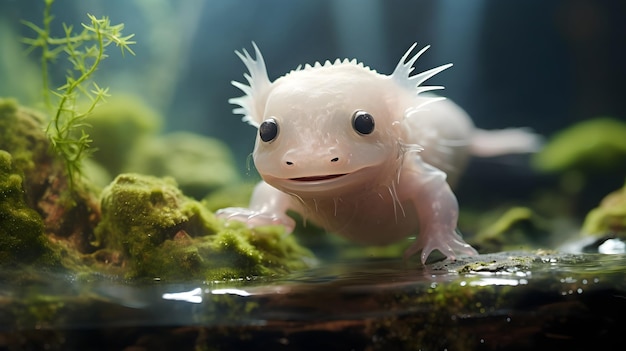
[469,128,543,157]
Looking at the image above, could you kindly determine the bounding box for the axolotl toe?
[217,42,541,264]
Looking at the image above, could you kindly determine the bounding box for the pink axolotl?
[217,43,540,264]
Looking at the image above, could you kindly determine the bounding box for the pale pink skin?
[217,43,540,264]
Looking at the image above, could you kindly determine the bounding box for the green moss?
[0,98,104,269]
[582,181,626,237]
[533,117,626,173]
[0,150,59,266]
[94,174,194,252]
[94,173,314,280]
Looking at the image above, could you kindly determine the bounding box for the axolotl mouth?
[272,168,376,193]
[289,174,348,182]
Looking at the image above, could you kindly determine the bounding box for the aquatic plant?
[22,0,135,188]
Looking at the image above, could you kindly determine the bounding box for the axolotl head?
[229,43,451,197]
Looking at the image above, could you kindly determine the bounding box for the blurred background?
[1,0,625,187]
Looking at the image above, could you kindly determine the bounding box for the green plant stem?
[23,1,135,190]
[53,22,103,141]
[41,0,54,109]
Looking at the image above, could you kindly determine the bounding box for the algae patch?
[94,173,314,280]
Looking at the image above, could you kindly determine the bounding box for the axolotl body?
[217,43,539,264]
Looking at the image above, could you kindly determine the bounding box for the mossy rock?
[86,95,163,175]
[94,173,314,281]
[124,132,241,199]
[83,95,240,199]
[533,117,626,173]
[582,181,626,237]
[0,98,49,179]
[0,151,59,266]
[462,206,553,254]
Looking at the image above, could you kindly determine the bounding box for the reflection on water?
[0,253,624,349]
[2,252,624,329]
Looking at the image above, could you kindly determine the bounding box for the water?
[1,252,624,350]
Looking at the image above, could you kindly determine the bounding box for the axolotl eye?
[352,110,375,135]
[259,118,279,142]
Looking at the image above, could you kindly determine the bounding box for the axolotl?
[217,43,539,264]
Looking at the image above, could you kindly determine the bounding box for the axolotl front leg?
[403,156,478,264]
[216,181,296,232]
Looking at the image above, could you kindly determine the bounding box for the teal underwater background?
[1,0,625,172]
